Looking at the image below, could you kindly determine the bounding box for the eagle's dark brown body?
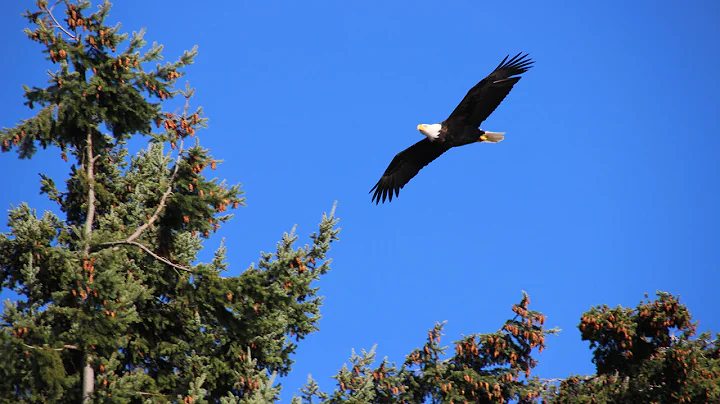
[434,125,488,147]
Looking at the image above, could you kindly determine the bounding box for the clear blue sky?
[1,0,719,400]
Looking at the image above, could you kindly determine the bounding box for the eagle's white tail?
[482,131,505,143]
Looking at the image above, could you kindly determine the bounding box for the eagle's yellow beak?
[417,124,425,131]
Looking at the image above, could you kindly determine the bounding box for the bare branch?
[44,3,77,41]
[47,0,64,11]
[100,240,193,272]
[542,374,600,385]
[126,138,184,243]
[23,343,78,351]
[137,392,168,397]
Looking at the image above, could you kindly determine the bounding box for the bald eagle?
[370,52,533,204]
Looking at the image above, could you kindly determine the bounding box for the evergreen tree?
[0,1,339,402]
[298,292,718,404]
[543,292,720,404]
[2,2,718,404]
[294,293,559,404]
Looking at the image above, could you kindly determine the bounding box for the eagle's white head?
[417,123,442,141]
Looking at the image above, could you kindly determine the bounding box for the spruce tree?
[543,292,720,404]
[3,2,718,404]
[0,1,339,402]
[293,292,720,404]
[299,292,718,404]
[294,292,559,404]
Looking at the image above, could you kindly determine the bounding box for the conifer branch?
[126,139,184,243]
[100,240,193,272]
[44,2,77,41]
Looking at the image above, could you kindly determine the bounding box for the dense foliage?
[1,2,717,403]
[543,292,720,404]
[1,1,339,402]
[298,293,557,404]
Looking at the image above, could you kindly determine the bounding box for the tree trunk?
[82,128,96,402]
[83,354,94,402]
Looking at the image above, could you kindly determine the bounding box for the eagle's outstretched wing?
[370,138,451,204]
[446,53,533,129]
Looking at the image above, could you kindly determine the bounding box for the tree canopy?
[1,1,718,403]
[1,1,339,401]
